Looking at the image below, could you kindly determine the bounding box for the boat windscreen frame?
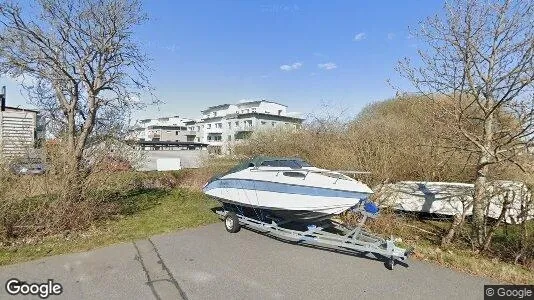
[210,156,312,181]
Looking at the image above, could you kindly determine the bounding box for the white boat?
[202,156,374,222]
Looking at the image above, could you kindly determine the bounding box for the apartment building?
[188,100,303,154]
[129,100,303,154]
[128,116,197,143]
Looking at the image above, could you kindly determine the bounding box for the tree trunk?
[472,96,495,251]
[442,214,465,246]
[482,190,512,251]
[515,191,532,265]
[442,198,472,247]
[61,113,84,202]
[472,160,489,249]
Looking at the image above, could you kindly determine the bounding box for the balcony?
[234,125,254,132]
[184,129,198,135]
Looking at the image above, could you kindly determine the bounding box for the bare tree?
[0,0,151,196]
[397,0,534,250]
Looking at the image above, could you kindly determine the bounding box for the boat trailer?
[216,200,413,270]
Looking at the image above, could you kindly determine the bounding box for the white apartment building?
[128,116,197,143]
[187,100,303,154]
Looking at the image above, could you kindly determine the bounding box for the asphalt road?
[0,223,494,300]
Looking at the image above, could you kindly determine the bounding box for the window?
[207,124,211,129]
[228,122,232,128]
[208,136,212,141]
[260,160,311,169]
[176,131,179,135]
[216,123,222,128]
[213,112,217,117]
[272,122,276,127]
[197,126,201,131]
[252,108,256,112]
[278,110,282,115]
[283,171,306,178]
[235,121,239,126]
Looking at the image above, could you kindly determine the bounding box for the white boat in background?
[202,156,374,222]
[375,181,533,224]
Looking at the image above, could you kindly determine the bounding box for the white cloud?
[318,62,337,70]
[387,33,395,40]
[280,62,303,71]
[353,32,366,41]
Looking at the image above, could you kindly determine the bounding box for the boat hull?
[203,178,368,222]
[213,196,333,222]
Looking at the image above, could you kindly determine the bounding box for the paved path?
[0,224,494,300]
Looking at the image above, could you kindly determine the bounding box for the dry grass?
[0,188,219,265]
[0,151,186,243]
[360,210,534,284]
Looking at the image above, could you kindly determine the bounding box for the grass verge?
[412,241,534,284]
[0,188,219,266]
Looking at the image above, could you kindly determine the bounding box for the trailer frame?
[216,201,413,269]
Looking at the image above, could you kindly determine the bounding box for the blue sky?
[2,0,443,120]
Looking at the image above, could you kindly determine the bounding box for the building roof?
[197,112,303,123]
[3,106,39,113]
[236,100,287,107]
[201,104,231,113]
[235,112,303,121]
[201,100,288,113]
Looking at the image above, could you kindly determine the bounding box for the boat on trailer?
[203,156,412,269]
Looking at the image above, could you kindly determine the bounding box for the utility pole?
[0,86,5,111]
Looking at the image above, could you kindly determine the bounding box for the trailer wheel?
[224,212,241,233]
[385,257,394,270]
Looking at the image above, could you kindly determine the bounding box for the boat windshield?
[260,159,311,169]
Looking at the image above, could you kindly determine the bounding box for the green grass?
[0,188,220,266]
